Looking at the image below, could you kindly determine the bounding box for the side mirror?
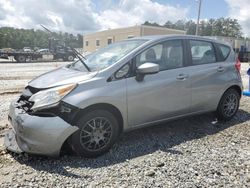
[136,62,159,81]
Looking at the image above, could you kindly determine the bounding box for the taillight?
[235,58,241,72]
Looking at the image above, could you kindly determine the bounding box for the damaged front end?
[4,86,79,157]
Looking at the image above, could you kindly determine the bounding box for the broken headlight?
[29,84,76,111]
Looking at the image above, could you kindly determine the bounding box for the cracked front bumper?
[4,100,79,157]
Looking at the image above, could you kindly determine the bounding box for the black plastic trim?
[30,101,79,126]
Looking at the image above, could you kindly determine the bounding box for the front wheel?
[216,88,240,121]
[70,110,120,158]
[67,55,74,61]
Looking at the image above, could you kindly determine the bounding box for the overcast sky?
[0,0,249,36]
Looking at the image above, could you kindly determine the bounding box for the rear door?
[187,39,232,112]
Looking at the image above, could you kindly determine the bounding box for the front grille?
[17,98,34,112]
[17,86,40,112]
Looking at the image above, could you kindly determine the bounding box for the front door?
[126,39,191,127]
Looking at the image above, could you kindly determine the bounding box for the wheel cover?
[68,56,74,61]
[222,93,238,117]
[80,117,112,151]
[19,56,25,61]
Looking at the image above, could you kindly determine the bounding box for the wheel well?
[217,85,242,108]
[73,103,124,135]
[226,85,242,97]
[60,103,124,156]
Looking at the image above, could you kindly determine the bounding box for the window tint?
[136,44,163,68]
[135,40,183,71]
[164,40,183,69]
[218,44,230,60]
[190,40,216,65]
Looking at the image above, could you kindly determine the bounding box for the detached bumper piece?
[4,100,79,157]
[4,129,23,154]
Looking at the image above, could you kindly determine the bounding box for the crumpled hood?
[28,66,98,88]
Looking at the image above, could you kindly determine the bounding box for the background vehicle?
[37,48,50,54]
[0,44,76,63]
[5,35,242,158]
[238,51,250,62]
[23,47,32,52]
[0,26,76,62]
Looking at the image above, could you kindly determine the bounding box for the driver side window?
[135,40,184,71]
[135,44,163,69]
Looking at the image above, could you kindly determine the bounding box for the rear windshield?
[218,44,231,60]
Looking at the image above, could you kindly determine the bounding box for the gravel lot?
[0,61,249,187]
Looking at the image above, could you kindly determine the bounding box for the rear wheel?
[70,110,120,158]
[216,88,240,121]
[16,55,26,63]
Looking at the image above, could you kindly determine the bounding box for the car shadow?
[10,109,250,178]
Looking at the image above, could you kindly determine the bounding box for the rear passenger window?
[190,40,216,65]
[218,44,230,60]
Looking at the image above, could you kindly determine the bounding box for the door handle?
[217,66,225,72]
[176,74,189,80]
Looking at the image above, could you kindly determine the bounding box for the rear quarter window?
[218,44,231,60]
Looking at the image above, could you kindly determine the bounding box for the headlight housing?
[29,84,76,111]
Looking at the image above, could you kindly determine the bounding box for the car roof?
[128,35,230,46]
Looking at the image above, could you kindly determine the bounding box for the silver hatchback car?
[5,35,242,157]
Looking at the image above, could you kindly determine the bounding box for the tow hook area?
[4,130,23,154]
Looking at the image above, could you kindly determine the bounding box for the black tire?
[67,55,74,61]
[70,110,120,158]
[16,55,26,63]
[216,88,240,121]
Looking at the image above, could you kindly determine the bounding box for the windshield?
[68,39,147,71]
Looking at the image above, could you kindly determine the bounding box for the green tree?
[143,21,161,27]
[164,21,174,29]
[0,27,83,49]
[185,20,196,35]
[174,20,186,30]
[144,17,242,38]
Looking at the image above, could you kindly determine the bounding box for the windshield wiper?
[71,47,91,72]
